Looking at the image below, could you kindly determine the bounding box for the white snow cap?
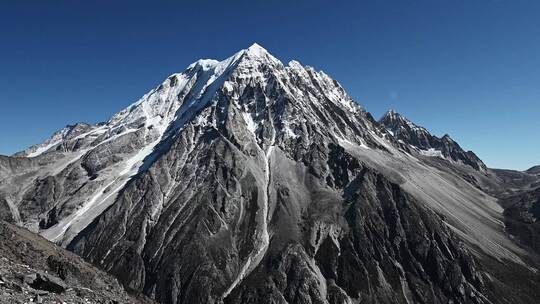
[241,43,281,64]
[246,43,268,55]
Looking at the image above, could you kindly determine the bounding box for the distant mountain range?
[1,44,539,304]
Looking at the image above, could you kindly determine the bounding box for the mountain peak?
[381,109,407,122]
[379,109,421,131]
[379,109,486,171]
[240,43,281,67]
[246,42,268,55]
[386,109,399,116]
[185,43,279,74]
[442,134,454,141]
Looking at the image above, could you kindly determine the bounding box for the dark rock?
[502,187,540,253]
[24,272,66,294]
[526,165,540,175]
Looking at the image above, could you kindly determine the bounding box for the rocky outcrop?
[23,271,67,294]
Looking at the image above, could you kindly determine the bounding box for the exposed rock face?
[0,197,13,222]
[501,187,540,253]
[0,220,153,303]
[1,44,539,303]
[226,163,488,304]
[378,110,487,171]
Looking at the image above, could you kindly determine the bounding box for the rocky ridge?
[378,110,487,171]
[526,166,540,175]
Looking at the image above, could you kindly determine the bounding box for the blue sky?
[0,0,538,170]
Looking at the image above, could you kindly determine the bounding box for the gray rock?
[0,221,154,303]
[34,294,43,304]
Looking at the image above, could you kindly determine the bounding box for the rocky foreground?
[0,220,153,304]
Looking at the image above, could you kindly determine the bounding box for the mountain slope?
[526,165,540,175]
[1,44,539,304]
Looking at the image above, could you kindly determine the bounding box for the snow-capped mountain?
[379,109,487,171]
[1,44,539,304]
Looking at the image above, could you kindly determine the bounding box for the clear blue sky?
[0,1,538,170]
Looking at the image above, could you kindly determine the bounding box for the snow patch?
[283,124,298,139]
[337,136,370,150]
[420,148,445,158]
[25,140,60,157]
[242,111,257,135]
